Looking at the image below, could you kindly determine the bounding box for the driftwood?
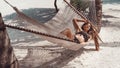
[0,13,19,68]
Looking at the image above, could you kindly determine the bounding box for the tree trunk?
[54,0,59,12]
[0,13,19,68]
[95,0,102,32]
[88,0,96,30]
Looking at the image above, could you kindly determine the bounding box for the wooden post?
[95,0,102,33]
[54,0,59,12]
[0,13,19,68]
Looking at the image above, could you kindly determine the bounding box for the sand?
[1,0,120,68]
[62,3,120,68]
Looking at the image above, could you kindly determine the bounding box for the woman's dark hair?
[81,23,93,33]
[76,31,90,42]
[81,23,91,30]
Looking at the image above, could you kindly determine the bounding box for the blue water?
[103,0,120,4]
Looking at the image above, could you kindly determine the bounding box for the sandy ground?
[1,0,120,68]
[62,4,120,68]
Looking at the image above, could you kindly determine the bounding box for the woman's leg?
[60,28,74,40]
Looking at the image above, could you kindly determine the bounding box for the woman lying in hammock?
[60,18,92,44]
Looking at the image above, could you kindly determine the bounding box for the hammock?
[4,0,102,51]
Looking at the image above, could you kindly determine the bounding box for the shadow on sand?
[13,43,88,68]
[18,46,84,68]
[12,44,98,68]
[13,42,120,68]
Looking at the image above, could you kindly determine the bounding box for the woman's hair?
[81,23,93,33]
[81,23,90,30]
[76,31,90,42]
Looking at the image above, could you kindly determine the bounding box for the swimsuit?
[74,31,90,43]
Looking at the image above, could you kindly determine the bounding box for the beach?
[0,0,120,68]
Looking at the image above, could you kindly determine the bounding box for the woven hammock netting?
[5,0,97,37]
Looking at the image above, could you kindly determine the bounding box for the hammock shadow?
[16,44,96,68]
[4,8,57,23]
[36,49,85,68]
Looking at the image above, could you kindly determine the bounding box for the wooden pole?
[0,13,19,68]
[54,0,59,12]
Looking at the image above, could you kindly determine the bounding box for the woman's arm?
[72,18,87,32]
[75,19,87,23]
[72,19,81,32]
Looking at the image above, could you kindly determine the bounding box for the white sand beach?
[0,0,120,68]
